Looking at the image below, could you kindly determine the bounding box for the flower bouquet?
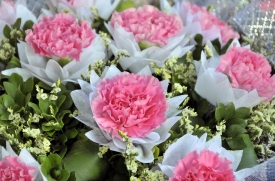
[0,0,275,180]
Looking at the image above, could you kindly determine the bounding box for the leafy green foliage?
[0,73,79,157]
[39,154,71,181]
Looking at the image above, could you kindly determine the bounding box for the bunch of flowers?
[0,0,274,180]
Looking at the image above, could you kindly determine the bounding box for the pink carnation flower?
[25,13,96,61]
[0,156,35,181]
[170,149,235,181]
[187,3,239,44]
[216,47,275,101]
[110,5,183,46]
[92,72,168,138]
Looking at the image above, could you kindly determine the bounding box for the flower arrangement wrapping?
[1,0,275,180]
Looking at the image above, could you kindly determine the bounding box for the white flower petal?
[71,90,98,128]
[134,144,154,163]
[1,68,33,81]
[166,95,188,118]
[15,4,37,26]
[101,65,121,79]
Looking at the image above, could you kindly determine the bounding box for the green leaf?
[197,99,209,117]
[2,94,15,108]
[153,146,160,158]
[227,136,247,150]
[227,118,247,128]
[28,102,41,114]
[39,99,49,113]
[3,25,11,39]
[3,82,17,97]
[211,38,221,54]
[14,89,25,107]
[22,20,34,31]
[24,93,32,107]
[9,73,23,87]
[220,39,234,55]
[12,18,21,30]
[40,154,70,181]
[56,95,66,108]
[224,102,235,120]
[0,112,9,120]
[225,124,247,137]
[63,138,110,181]
[21,78,34,94]
[236,134,258,170]
[38,81,52,90]
[6,56,21,69]
[116,0,135,12]
[68,172,76,181]
[194,34,203,44]
[65,128,78,139]
[215,106,225,122]
[233,107,250,119]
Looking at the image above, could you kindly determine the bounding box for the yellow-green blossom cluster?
[119,131,139,174]
[108,49,130,66]
[98,146,109,158]
[0,39,15,62]
[131,169,166,181]
[179,107,198,134]
[247,99,275,160]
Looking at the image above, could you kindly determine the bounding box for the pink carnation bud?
[91,72,168,138]
[110,5,183,46]
[25,13,96,61]
[216,47,275,101]
[170,149,235,181]
[187,3,239,44]
[0,156,36,181]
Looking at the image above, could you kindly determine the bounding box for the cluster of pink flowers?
[216,47,275,101]
[26,13,96,61]
[110,5,183,46]
[92,72,168,138]
[187,2,239,44]
[0,156,35,181]
[170,149,235,181]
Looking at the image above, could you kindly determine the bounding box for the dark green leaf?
[224,102,235,120]
[65,128,78,139]
[227,118,247,128]
[24,93,32,107]
[14,90,25,107]
[197,99,209,117]
[9,73,23,87]
[22,20,34,31]
[236,134,258,170]
[225,124,247,137]
[3,25,11,39]
[28,102,41,114]
[12,18,21,30]
[67,172,76,181]
[0,112,9,120]
[233,107,250,119]
[21,78,34,94]
[221,39,234,55]
[38,81,52,90]
[194,34,203,44]
[56,95,66,108]
[227,136,247,150]
[3,82,17,97]
[215,106,225,122]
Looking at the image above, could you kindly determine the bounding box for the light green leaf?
[116,0,135,12]
[236,134,258,170]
